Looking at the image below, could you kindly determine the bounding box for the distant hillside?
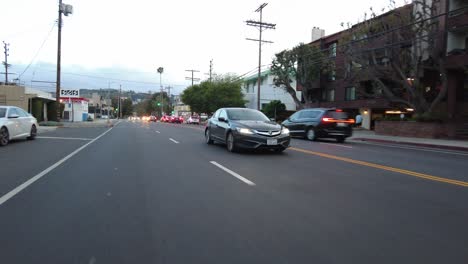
[80,89,151,101]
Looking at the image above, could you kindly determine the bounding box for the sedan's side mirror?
[8,114,19,119]
[218,117,226,122]
[270,118,276,122]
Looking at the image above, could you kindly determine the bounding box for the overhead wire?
[17,21,57,80]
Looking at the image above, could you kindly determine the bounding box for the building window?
[329,43,337,57]
[329,69,336,81]
[328,61,336,81]
[327,89,335,102]
[345,87,356,101]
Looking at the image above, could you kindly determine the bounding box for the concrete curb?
[351,137,468,152]
[37,126,58,134]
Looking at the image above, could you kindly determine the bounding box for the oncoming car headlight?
[237,128,254,134]
[281,127,290,135]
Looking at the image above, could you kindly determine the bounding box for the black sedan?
[281,108,354,143]
[204,108,291,152]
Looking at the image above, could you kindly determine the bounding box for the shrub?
[39,121,64,127]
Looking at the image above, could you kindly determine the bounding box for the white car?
[186,116,200,124]
[0,106,39,146]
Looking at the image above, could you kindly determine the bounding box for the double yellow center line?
[290,147,468,187]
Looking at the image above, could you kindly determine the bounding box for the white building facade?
[243,71,301,111]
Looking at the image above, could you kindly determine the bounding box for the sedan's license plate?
[337,122,347,127]
[267,139,278,145]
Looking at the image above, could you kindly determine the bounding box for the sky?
[1,0,407,95]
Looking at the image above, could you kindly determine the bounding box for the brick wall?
[375,121,451,138]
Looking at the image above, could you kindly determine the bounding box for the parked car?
[186,116,200,124]
[281,108,354,143]
[0,106,39,146]
[101,115,109,119]
[205,108,290,152]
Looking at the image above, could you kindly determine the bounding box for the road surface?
[1,121,467,264]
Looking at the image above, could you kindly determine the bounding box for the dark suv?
[281,108,354,143]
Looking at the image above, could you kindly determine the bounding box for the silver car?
[0,106,39,146]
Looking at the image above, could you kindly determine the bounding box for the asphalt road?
[0,120,467,264]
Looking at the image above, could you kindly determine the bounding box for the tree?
[121,98,133,117]
[262,100,286,119]
[340,0,448,117]
[270,43,326,109]
[181,75,246,114]
[181,84,208,114]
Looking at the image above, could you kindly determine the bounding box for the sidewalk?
[59,118,118,128]
[349,129,468,151]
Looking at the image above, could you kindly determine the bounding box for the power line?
[29,68,188,87]
[17,22,56,80]
[185,69,200,87]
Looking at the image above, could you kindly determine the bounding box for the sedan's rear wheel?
[306,127,316,141]
[27,125,37,140]
[205,129,214,144]
[0,127,9,146]
[226,132,238,153]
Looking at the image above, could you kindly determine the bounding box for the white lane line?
[355,141,468,156]
[210,161,256,186]
[0,127,114,207]
[36,136,93,141]
[318,142,353,149]
[155,131,161,134]
[169,138,179,144]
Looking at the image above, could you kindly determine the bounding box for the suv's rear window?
[325,111,348,120]
[0,108,6,118]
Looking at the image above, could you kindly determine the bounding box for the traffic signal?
[157,102,161,106]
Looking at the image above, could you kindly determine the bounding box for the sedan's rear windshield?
[325,111,349,120]
[227,109,269,121]
[0,108,6,118]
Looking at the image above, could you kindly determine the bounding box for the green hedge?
[39,121,63,127]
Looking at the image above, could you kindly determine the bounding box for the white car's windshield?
[0,108,6,118]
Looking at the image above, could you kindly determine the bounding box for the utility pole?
[119,84,122,119]
[246,3,275,110]
[2,41,10,84]
[55,0,73,120]
[204,59,213,82]
[185,69,200,87]
[166,86,172,108]
[157,67,164,116]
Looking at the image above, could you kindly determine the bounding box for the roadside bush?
[39,121,64,127]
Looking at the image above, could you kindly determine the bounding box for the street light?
[157,67,164,116]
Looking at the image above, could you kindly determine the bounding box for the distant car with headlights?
[0,106,38,146]
[205,108,290,152]
[281,108,354,143]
